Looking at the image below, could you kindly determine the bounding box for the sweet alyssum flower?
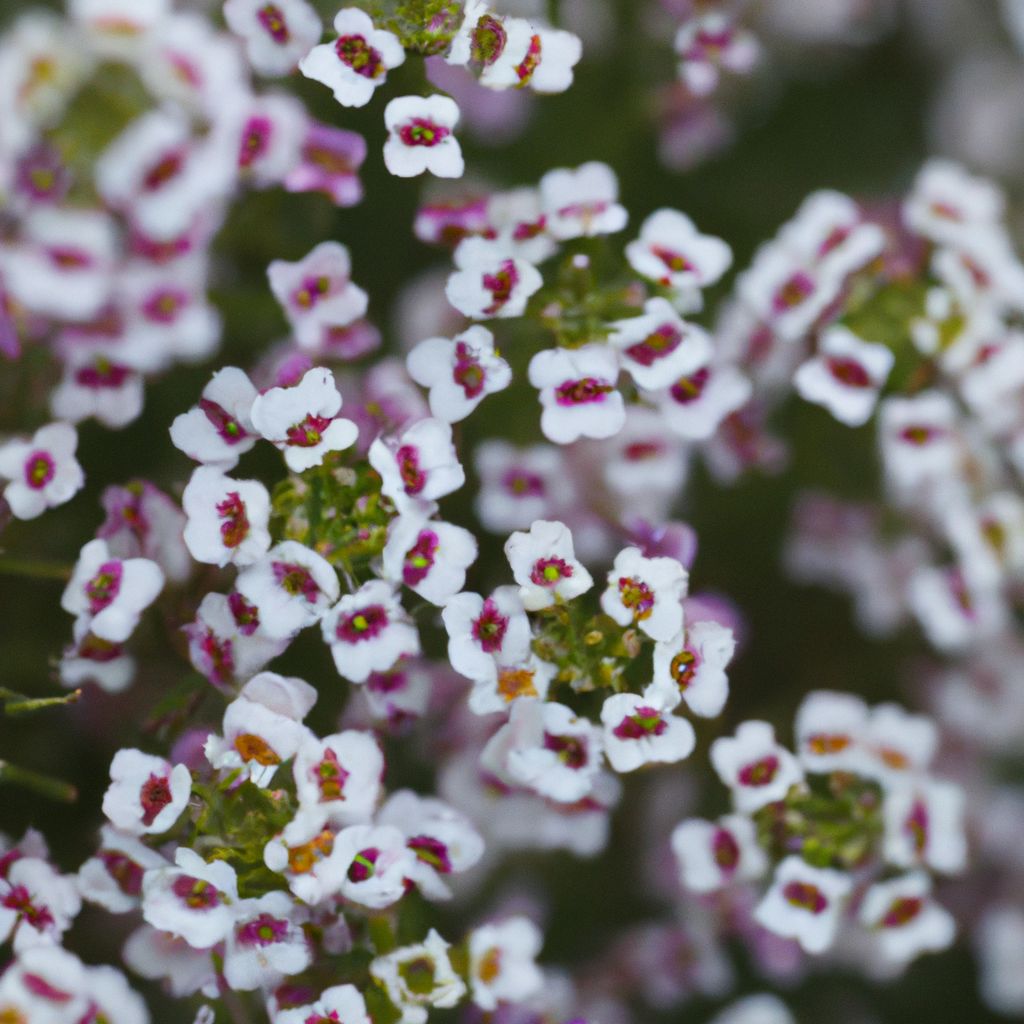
[406,324,512,422]
[170,366,260,470]
[442,586,532,683]
[77,825,167,914]
[467,916,545,1011]
[671,814,767,894]
[62,539,165,643]
[539,161,628,240]
[235,540,340,639]
[473,440,573,532]
[382,511,478,606]
[648,619,735,717]
[504,519,594,610]
[61,617,137,694]
[883,778,967,875]
[648,360,753,441]
[792,690,870,774]
[600,546,688,642]
[793,326,895,427]
[0,420,84,520]
[325,823,414,909]
[445,236,543,319]
[285,120,367,207]
[274,984,370,1024]
[102,748,191,836]
[600,692,696,773]
[268,241,369,350]
[321,578,421,683]
[250,365,359,471]
[222,890,311,991]
[141,847,239,949]
[300,7,405,107]
[674,12,760,96]
[528,344,625,444]
[224,0,322,76]
[625,208,733,296]
[181,466,271,567]
[858,872,955,965]
[368,417,465,512]
[262,808,339,905]
[0,856,81,952]
[480,21,582,94]
[293,729,383,824]
[710,720,805,814]
[468,653,556,716]
[384,95,464,179]
[753,855,853,954]
[369,928,467,1024]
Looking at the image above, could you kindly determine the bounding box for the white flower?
[792,690,870,774]
[468,654,556,716]
[378,790,485,899]
[236,541,340,639]
[224,0,323,77]
[381,511,478,606]
[231,92,308,188]
[262,810,338,905]
[883,779,967,875]
[539,162,628,239]
[446,238,543,319]
[62,539,165,643]
[0,421,84,520]
[170,366,259,470]
[0,858,81,952]
[648,620,735,716]
[861,702,937,782]
[473,441,572,533]
[325,824,414,908]
[600,692,695,772]
[268,242,369,350]
[608,298,713,390]
[300,8,405,106]
[504,519,594,610]
[710,720,804,814]
[468,916,544,1011]
[903,158,1004,247]
[77,825,166,913]
[182,467,271,567]
[61,618,137,694]
[780,189,886,278]
[275,985,370,1024]
[250,366,359,472]
[102,748,191,836]
[292,730,383,825]
[528,344,625,445]
[878,391,960,494]
[141,847,238,949]
[753,855,853,954]
[675,13,760,96]
[483,698,604,803]
[859,872,955,965]
[482,23,582,94]
[50,352,145,430]
[648,362,752,441]
[384,95,464,178]
[671,814,767,893]
[442,586,532,682]
[793,326,894,427]
[368,417,465,512]
[370,929,467,1023]
[626,209,733,294]
[600,546,688,642]
[321,579,420,683]
[223,890,311,991]
[406,325,512,422]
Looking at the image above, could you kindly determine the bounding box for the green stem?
[0,556,73,581]
[0,760,78,802]
[1,688,82,715]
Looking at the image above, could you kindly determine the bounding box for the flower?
[792,690,869,774]
[0,421,84,520]
[468,653,556,716]
[170,366,259,470]
[481,23,582,94]
[50,352,146,430]
[382,511,478,606]
[445,236,543,318]
[77,825,166,914]
[671,814,767,894]
[442,586,532,683]
[235,541,340,639]
[321,579,420,683]
[406,325,512,422]
[608,298,713,390]
[626,209,733,295]
[675,13,760,96]
[599,546,688,642]
[222,891,311,991]
[182,466,271,567]
[284,120,366,206]
[467,916,544,1011]
[539,162,628,239]
[275,985,370,1024]
[903,158,1004,247]
[250,366,359,471]
[369,929,467,1023]
[61,539,165,643]
[141,847,238,949]
[384,95,464,178]
[859,872,955,965]
[473,440,572,533]
[324,824,414,908]
[293,730,384,824]
[648,619,735,717]
[600,692,696,772]
[368,417,465,512]
[883,779,967,875]
[504,519,594,610]
[102,748,191,836]
[268,242,369,350]
[648,362,752,441]
[0,857,81,952]
[793,326,894,427]
[753,855,853,954]
[300,7,405,107]
[528,344,625,444]
[710,720,804,814]
[224,0,323,76]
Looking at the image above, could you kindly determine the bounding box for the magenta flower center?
[472,598,508,653]
[669,367,710,404]
[24,450,55,490]
[408,835,452,873]
[217,491,250,548]
[336,34,384,78]
[272,561,320,602]
[618,575,655,620]
[531,556,573,586]
[452,341,486,397]
[336,604,389,643]
[773,272,814,312]
[85,560,123,613]
[229,591,261,634]
[626,323,683,366]
[139,772,173,826]
[75,357,130,389]
[199,398,247,444]
[239,117,273,168]
[2,885,55,931]
[712,828,740,872]
[482,259,519,315]
[99,850,144,896]
[738,754,779,787]
[826,356,872,388]
[613,706,667,740]
[286,413,333,448]
[395,444,426,495]
[543,732,588,769]
[471,15,507,65]
[237,912,290,947]
[399,118,450,147]
[515,33,542,84]
[783,881,827,914]
[257,4,289,43]
[347,847,379,882]
[403,529,439,586]
[555,376,614,406]
[882,896,923,928]
[314,748,349,801]
[292,274,332,309]
[142,288,188,323]
[172,875,223,911]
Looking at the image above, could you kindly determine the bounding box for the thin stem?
[0,760,78,802]
[0,555,73,581]
[0,687,82,715]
